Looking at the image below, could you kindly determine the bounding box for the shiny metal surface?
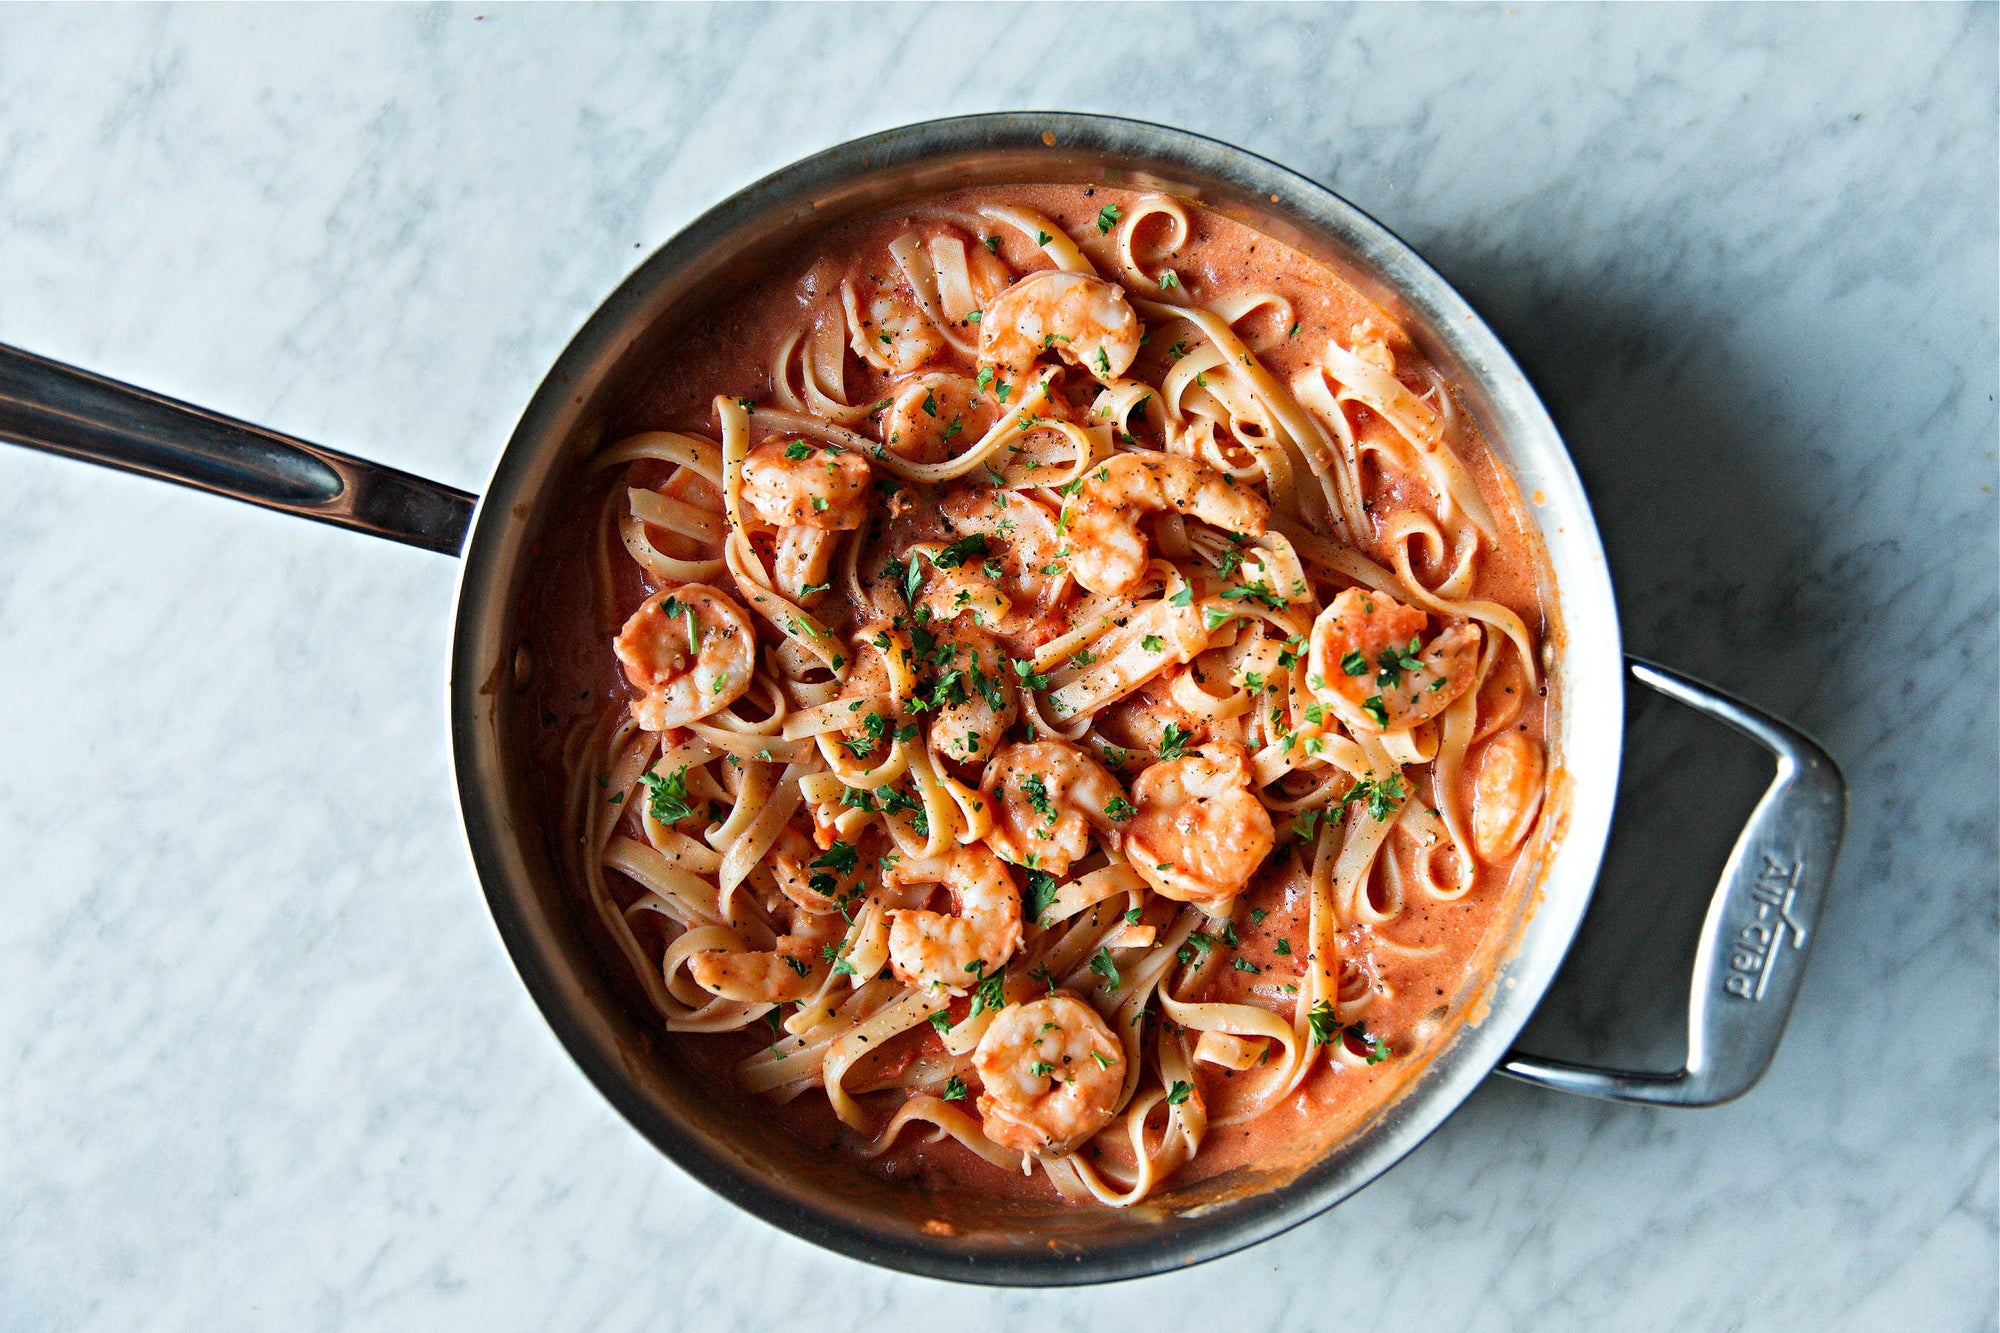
[0,342,474,555]
[1500,657,1845,1105]
[447,112,1628,1284]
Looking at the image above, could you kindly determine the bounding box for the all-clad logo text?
[1723,852,1808,1001]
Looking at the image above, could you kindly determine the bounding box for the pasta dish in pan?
[527,185,1552,1206]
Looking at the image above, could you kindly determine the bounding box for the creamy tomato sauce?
[519,184,1553,1206]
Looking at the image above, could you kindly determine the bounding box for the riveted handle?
[1499,657,1846,1106]
[0,342,475,556]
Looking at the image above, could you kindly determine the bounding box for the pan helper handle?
[1498,657,1846,1106]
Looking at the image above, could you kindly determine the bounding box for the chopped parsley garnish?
[1338,773,1409,821]
[1177,930,1216,965]
[942,1075,968,1101]
[1021,773,1056,824]
[812,840,859,875]
[975,365,995,393]
[1351,1021,1390,1065]
[783,440,811,460]
[985,235,1001,254]
[933,534,989,568]
[1094,346,1112,376]
[658,595,698,656]
[1377,637,1424,685]
[1168,585,1193,608]
[1361,694,1391,727]
[1035,229,1053,247]
[1103,795,1136,821]
[1308,999,1339,1046]
[929,1009,954,1034]
[1165,1080,1192,1106]
[1024,869,1060,925]
[1096,203,1122,234]
[1275,939,1293,956]
[1091,1050,1113,1069]
[638,765,694,824]
[1088,947,1121,991]
[782,955,811,978]
[1233,957,1262,974]
[1029,1059,1055,1077]
[1157,722,1192,761]
[1141,633,1165,652]
[1341,649,1369,677]
[967,964,1007,1018]
[1158,269,1179,290]
[1220,581,1285,609]
[809,495,828,512]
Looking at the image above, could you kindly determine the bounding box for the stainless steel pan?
[0,113,1845,1285]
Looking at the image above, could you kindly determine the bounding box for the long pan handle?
[0,342,475,556]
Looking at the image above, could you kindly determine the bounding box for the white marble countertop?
[2,5,1993,1329]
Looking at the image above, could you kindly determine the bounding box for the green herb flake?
[638,766,694,824]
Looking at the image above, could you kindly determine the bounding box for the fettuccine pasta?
[524,185,1555,1207]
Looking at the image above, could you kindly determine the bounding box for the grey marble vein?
[0,4,1992,1330]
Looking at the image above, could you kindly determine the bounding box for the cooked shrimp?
[935,487,1065,635]
[979,270,1142,387]
[1124,741,1274,905]
[689,906,844,1004]
[972,992,1126,1156]
[1306,587,1480,733]
[885,844,1024,992]
[1471,731,1545,861]
[613,584,756,731]
[925,623,1018,765]
[843,277,944,375]
[1065,452,1270,597]
[982,739,1131,876]
[884,374,998,464]
[740,438,872,530]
